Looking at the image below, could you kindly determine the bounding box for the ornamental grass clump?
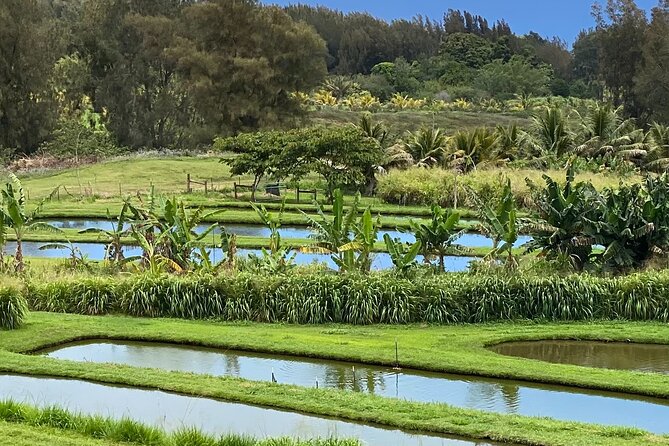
[0,282,27,330]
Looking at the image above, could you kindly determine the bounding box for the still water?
[38,340,669,434]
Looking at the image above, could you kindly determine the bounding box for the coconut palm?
[641,122,669,172]
[530,106,572,157]
[356,113,388,145]
[575,103,637,158]
[0,174,61,272]
[403,127,448,167]
[322,76,360,100]
[494,124,533,161]
[446,127,500,172]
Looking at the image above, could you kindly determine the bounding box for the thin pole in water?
[393,338,401,371]
[316,379,319,389]
[271,368,277,383]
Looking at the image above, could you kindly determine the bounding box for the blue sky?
[265,0,658,45]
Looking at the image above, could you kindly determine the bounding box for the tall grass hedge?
[24,272,669,324]
[0,283,28,330]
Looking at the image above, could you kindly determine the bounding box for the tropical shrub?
[0,282,27,329]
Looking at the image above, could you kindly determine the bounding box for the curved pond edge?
[0,373,505,446]
[488,338,669,374]
[6,334,669,444]
[24,335,669,400]
[25,337,669,431]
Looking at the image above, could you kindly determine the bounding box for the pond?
[37,339,669,434]
[3,241,477,271]
[491,340,669,375]
[44,219,533,247]
[0,374,501,446]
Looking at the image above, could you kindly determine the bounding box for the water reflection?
[0,374,497,446]
[39,340,669,434]
[42,219,533,247]
[3,241,476,272]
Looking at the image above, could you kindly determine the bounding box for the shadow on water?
[36,339,669,434]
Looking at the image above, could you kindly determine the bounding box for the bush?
[0,283,28,330]
[377,167,634,209]
[24,271,669,325]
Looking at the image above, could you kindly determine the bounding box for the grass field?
[2,314,669,445]
[310,109,532,135]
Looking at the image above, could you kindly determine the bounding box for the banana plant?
[302,189,380,273]
[0,174,62,272]
[407,205,465,272]
[248,202,296,273]
[471,179,520,270]
[383,234,421,276]
[302,189,358,272]
[79,202,132,264]
[125,197,220,272]
[125,229,183,275]
[584,175,669,270]
[524,162,598,270]
[39,241,89,270]
[344,208,381,273]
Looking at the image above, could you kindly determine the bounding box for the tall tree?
[170,0,327,138]
[593,0,648,114]
[635,1,669,122]
[0,0,63,153]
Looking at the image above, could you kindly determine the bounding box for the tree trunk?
[439,254,445,272]
[14,236,24,273]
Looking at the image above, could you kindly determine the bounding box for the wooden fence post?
[187,174,192,193]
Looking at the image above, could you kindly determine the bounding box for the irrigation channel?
[3,219,535,271]
[492,341,669,374]
[0,374,501,446]
[48,218,534,247]
[27,339,669,434]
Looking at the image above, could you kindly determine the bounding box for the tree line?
[2,0,669,157]
[0,0,326,155]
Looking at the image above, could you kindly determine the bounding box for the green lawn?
[0,423,125,446]
[2,314,669,445]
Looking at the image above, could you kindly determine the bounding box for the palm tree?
[0,174,61,272]
[446,128,500,172]
[356,113,388,145]
[322,76,360,100]
[494,124,532,161]
[575,103,636,158]
[403,127,448,167]
[642,122,669,172]
[530,106,572,157]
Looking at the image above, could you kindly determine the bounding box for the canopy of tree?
[2,0,669,156]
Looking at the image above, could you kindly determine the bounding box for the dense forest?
[1,0,668,156]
